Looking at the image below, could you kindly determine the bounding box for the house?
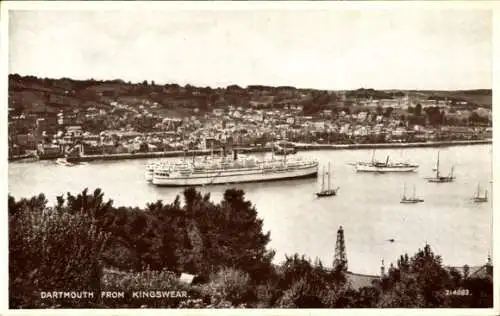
[212,108,224,117]
[314,121,325,130]
[323,109,333,116]
[66,125,83,138]
[357,112,368,122]
[232,110,242,119]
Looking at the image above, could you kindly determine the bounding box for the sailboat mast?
[327,162,331,190]
[321,166,325,191]
[412,185,416,199]
[403,182,406,199]
[436,152,440,178]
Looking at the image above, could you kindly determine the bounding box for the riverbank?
[11,139,491,163]
[292,139,492,150]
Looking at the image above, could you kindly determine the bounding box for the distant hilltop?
[8,74,492,117]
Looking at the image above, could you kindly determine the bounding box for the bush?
[9,205,109,308]
[199,267,252,306]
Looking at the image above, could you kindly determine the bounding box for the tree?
[383,107,393,118]
[415,103,422,116]
[377,244,450,307]
[275,254,347,308]
[9,196,109,308]
[424,106,444,126]
[214,189,275,282]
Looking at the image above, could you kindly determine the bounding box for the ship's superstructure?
[354,150,418,173]
[146,151,318,186]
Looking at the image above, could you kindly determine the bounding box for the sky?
[8,8,493,90]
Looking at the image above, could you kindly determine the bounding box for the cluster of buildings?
[8,90,492,160]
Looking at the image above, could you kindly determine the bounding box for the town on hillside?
[8,74,492,160]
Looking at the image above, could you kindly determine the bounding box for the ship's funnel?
[233,149,238,161]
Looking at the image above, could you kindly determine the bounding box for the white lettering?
[130,290,188,299]
[40,291,94,299]
[101,291,125,299]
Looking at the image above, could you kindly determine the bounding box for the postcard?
[1,1,497,315]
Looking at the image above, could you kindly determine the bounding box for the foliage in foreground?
[8,188,493,308]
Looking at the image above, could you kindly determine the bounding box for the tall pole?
[334,226,348,272]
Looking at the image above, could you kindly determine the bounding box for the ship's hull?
[427,177,454,183]
[152,163,318,186]
[400,199,424,204]
[356,165,418,173]
[316,189,338,197]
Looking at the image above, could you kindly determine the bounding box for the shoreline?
[10,139,492,163]
[292,139,492,150]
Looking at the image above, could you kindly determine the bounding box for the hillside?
[8,74,492,117]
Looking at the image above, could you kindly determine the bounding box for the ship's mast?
[412,185,416,199]
[327,162,331,191]
[436,152,440,178]
[321,166,325,191]
[402,182,407,199]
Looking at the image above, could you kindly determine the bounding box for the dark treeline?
[9,188,493,308]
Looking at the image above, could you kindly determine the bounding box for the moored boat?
[426,151,455,183]
[472,183,488,203]
[400,183,424,204]
[56,157,74,167]
[150,151,319,186]
[316,162,339,197]
[355,151,418,173]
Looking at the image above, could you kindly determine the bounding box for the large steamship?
[146,149,319,187]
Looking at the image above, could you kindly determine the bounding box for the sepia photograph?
[2,1,496,312]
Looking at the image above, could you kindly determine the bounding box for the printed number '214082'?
[445,289,470,296]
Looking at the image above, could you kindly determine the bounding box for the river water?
[8,145,493,275]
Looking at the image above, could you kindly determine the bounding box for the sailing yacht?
[400,183,424,204]
[472,184,488,203]
[316,162,339,197]
[426,152,455,183]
